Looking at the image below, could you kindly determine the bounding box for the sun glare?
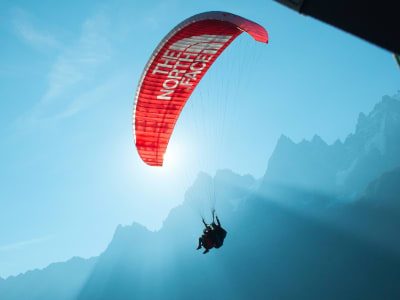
[160,143,182,171]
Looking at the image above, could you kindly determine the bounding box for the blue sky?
[0,0,398,278]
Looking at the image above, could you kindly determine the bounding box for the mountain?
[3,167,400,300]
[0,257,97,300]
[62,170,400,300]
[347,166,400,255]
[263,93,400,198]
[76,170,258,300]
[1,94,400,300]
[361,165,400,204]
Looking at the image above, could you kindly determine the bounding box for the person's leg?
[197,237,202,250]
[203,248,209,254]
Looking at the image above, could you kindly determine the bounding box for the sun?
[161,143,182,171]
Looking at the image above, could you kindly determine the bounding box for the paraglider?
[197,210,227,254]
[133,11,268,166]
[133,11,267,253]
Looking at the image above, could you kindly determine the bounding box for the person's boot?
[203,249,209,254]
[196,245,201,250]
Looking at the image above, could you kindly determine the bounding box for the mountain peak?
[277,134,294,145]
[311,134,327,145]
[266,92,400,197]
[358,94,400,131]
[106,222,151,253]
[349,93,400,155]
[356,112,368,131]
[333,139,343,146]
[373,94,400,114]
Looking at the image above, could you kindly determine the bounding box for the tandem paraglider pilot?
[197,210,227,254]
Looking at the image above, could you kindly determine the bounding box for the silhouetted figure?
[211,215,227,248]
[196,210,227,254]
[197,219,214,254]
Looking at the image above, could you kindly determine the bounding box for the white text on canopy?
[152,35,232,100]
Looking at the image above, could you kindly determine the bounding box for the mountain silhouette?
[263,93,400,199]
[1,94,400,300]
[72,169,400,300]
[0,257,96,300]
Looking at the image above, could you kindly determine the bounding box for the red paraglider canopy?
[133,11,268,166]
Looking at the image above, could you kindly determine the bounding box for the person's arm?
[202,218,208,227]
[216,215,221,227]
